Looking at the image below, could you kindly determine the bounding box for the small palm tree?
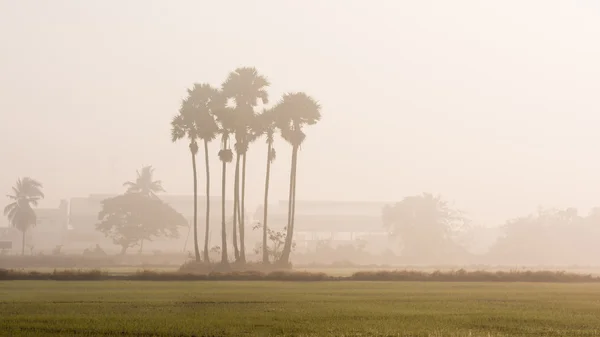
[123,165,165,198]
[273,93,321,265]
[222,67,270,263]
[4,177,44,255]
[171,83,221,263]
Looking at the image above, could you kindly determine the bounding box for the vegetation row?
[1,268,598,283]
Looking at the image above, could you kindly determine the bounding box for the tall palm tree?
[214,107,236,265]
[4,177,44,255]
[123,165,165,198]
[222,67,270,263]
[258,109,277,263]
[274,93,321,265]
[171,83,221,263]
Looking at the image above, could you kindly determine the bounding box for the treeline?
[1,268,598,283]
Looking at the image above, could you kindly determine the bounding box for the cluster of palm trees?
[171,67,321,266]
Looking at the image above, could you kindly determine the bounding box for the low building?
[254,200,392,253]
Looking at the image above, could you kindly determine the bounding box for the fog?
[2,1,600,266]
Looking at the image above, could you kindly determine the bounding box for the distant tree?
[3,177,44,255]
[123,165,165,198]
[382,193,469,263]
[222,67,270,264]
[96,193,187,255]
[171,83,221,263]
[274,92,322,265]
[487,207,597,265]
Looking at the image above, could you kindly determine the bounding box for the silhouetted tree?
[274,92,321,265]
[214,106,236,265]
[222,67,270,264]
[3,177,44,255]
[256,108,277,263]
[171,83,221,263]
[382,193,469,263]
[123,165,165,198]
[486,207,600,265]
[96,193,186,255]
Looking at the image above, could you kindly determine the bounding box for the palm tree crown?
[274,92,321,147]
[123,166,165,198]
[4,177,44,235]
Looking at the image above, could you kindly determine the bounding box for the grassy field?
[1,281,600,336]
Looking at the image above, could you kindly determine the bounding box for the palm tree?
[123,165,165,198]
[258,109,277,263]
[222,67,270,263]
[214,107,236,265]
[4,177,44,255]
[171,83,221,263]
[273,93,321,265]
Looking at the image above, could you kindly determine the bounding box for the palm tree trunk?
[191,149,201,262]
[21,230,25,256]
[239,152,247,263]
[220,143,229,265]
[262,142,273,264]
[279,145,298,265]
[232,152,241,261]
[203,139,211,263]
[139,239,144,254]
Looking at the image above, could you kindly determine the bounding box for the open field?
[1,281,600,336]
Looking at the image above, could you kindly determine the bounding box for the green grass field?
[1,281,600,336]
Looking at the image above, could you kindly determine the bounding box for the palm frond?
[3,202,17,216]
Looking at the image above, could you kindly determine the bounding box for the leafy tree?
[487,207,598,265]
[274,92,321,265]
[222,67,270,264]
[171,83,221,263]
[252,222,293,262]
[3,177,44,255]
[96,193,186,255]
[382,193,469,263]
[123,165,165,198]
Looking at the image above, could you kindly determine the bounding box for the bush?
[349,269,599,282]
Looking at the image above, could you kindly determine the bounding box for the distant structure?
[255,200,390,253]
[0,195,236,254]
[0,196,395,255]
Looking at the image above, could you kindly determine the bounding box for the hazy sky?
[1,0,600,226]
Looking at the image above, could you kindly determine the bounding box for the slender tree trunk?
[262,142,273,264]
[279,145,298,265]
[220,142,229,265]
[290,147,299,246]
[232,152,241,261]
[21,230,25,256]
[139,239,144,254]
[203,140,211,264]
[191,150,201,262]
[239,152,247,263]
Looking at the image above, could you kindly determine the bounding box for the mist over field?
[2,0,600,268]
[5,2,600,336]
